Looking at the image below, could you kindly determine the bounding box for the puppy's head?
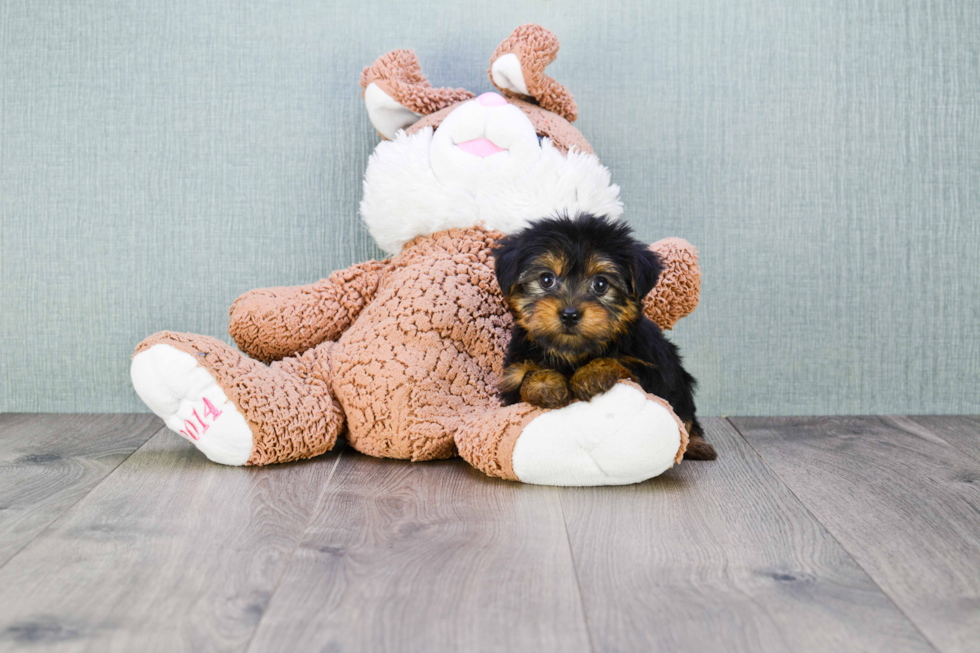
[493,214,662,362]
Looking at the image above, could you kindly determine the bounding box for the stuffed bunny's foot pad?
[131,344,253,465]
[511,383,682,486]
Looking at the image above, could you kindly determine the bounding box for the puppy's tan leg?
[521,369,571,408]
[569,358,634,402]
[499,360,541,395]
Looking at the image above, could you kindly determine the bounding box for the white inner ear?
[491,53,529,96]
[364,82,423,139]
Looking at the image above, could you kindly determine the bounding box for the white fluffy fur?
[360,127,622,255]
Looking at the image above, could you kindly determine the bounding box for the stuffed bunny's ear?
[488,24,578,122]
[361,49,474,139]
[363,82,422,140]
[490,53,529,96]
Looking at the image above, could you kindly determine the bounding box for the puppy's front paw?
[521,369,571,408]
[570,358,632,402]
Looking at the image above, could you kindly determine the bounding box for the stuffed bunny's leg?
[131,332,344,465]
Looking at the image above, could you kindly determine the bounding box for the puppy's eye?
[592,276,609,295]
[539,272,556,289]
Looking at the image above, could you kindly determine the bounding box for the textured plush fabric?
[645,238,701,331]
[134,332,344,465]
[228,260,388,363]
[360,26,581,145]
[396,25,590,156]
[455,402,540,480]
[406,98,593,156]
[360,50,473,123]
[327,228,511,462]
[489,25,578,123]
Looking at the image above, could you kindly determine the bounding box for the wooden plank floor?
[0,414,977,653]
[0,414,159,568]
[558,419,932,652]
[731,416,980,653]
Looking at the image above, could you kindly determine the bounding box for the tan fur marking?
[586,255,618,278]
[544,344,590,366]
[569,358,636,401]
[520,368,571,408]
[536,252,567,278]
[620,355,657,370]
[607,301,641,340]
[519,295,565,339]
[500,360,541,393]
[576,303,616,342]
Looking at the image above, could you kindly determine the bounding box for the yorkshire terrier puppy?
[493,214,716,460]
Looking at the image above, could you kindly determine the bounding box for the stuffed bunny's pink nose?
[476,92,507,107]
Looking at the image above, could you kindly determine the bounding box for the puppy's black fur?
[493,214,716,460]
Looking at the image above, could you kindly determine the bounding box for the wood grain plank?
[0,426,339,652]
[731,416,980,653]
[246,453,591,653]
[889,416,980,464]
[560,418,933,653]
[0,413,160,567]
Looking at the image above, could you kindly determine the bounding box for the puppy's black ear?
[492,236,522,296]
[630,245,663,299]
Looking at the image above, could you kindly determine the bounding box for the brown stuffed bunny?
[131,25,701,486]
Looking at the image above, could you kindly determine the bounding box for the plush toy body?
[131,25,702,486]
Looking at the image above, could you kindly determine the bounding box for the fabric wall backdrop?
[2,0,978,414]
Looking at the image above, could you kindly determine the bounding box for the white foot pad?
[131,344,253,466]
[511,384,682,486]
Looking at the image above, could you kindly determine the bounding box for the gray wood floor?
[0,414,977,653]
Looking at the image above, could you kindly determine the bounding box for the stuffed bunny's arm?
[644,238,700,331]
[229,259,388,362]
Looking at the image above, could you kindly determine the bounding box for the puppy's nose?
[559,307,581,326]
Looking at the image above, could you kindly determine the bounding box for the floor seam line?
[557,488,598,653]
[0,421,165,574]
[724,416,942,653]
[242,449,345,653]
[880,415,980,466]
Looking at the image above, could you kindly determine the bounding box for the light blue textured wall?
[2,0,978,415]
